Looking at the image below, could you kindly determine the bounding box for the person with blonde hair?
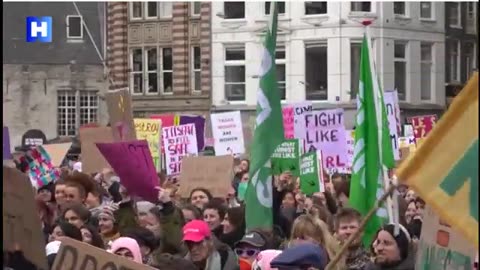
[288,214,346,270]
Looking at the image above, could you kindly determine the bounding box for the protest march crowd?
[3,4,478,270]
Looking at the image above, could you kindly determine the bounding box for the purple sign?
[179,115,206,152]
[3,127,12,160]
[303,108,348,171]
[96,140,159,203]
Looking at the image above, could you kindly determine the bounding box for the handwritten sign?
[271,139,301,176]
[407,115,437,141]
[79,127,114,174]
[96,140,159,202]
[302,108,348,171]
[282,101,313,140]
[3,126,12,160]
[105,89,136,141]
[134,119,162,171]
[300,151,324,195]
[210,111,245,156]
[338,130,355,174]
[384,91,401,160]
[282,106,294,139]
[3,166,48,270]
[52,238,154,270]
[163,124,198,176]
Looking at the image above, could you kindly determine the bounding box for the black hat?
[235,231,266,248]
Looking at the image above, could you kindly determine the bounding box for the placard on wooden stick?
[105,89,136,141]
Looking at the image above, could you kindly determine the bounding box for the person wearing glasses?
[182,220,238,270]
[234,230,271,269]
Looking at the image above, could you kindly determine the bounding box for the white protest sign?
[162,124,198,175]
[302,108,348,171]
[384,91,400,160]
[210,111,245,156]
[337,130,355,174]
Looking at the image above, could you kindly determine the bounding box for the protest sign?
[282,106,294,139]
[302,108,348,171]
[96,140,159,202]
[282,101,313,140]
[416,206,476,269]
[3,126,12,160]
[338,130,355,174]
[105,89,136,141]
[163,124,198,175]
[178,115,206,152]
[211,111,245,156]
[404,124,414,137]
[384,91,401,160]
[79,127,114,174]
[179,156,234,198]
[134,118,162,171]
[52,238,154,270]
[271,139,301,176]
[151,114,174,154]
[398,136,416,151]
[18,146,60,189]
[407,115,437,142]
[3,166,48,270]
[42,142,72,167]
[300,151,324,195]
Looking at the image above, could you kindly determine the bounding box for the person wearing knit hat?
[251,250,282,270]
[98,202,121,248]
[136,201,156,227]
[109,237,143,264]
[369,224,414,270]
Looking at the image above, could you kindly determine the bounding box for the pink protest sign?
[303,108,348,171]
[407,115,437,141]
[163,124,198,176]
[282,106,294,139]
[96,140,159,203]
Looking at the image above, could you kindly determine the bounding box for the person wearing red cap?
[182,220,238,270]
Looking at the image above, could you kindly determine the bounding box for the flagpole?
[363,21,395,224]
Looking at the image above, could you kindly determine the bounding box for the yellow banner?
[396,72,478,248]
[134,119,162,171]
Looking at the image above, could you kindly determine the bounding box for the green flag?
[349,34,395,246]
[245,2,284,230]
[271,139,301,177]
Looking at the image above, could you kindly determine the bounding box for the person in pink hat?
[109,237,143,264]
[182,220,238,270]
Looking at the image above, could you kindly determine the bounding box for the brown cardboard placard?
[79,127,114,174]
[179,155,234,198]
[3,166,48,270]
[416,206,476,269]
[52,237,154,270]
[105,89,136,141]
[42,142,72,167]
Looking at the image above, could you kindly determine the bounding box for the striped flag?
[349,32,395,246]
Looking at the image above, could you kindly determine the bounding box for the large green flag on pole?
[349,30,395,246]
[245,2,284,230]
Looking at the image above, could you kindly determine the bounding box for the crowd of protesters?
[4,157,426,270]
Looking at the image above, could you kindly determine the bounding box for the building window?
[449,3,461,28]
[131,2,143,19]
[129,47,173,95]
[351,2,371,12]
[449,41,460,82]
[305,2,327,15]
[160,2,172,18]
[466,2,477,34]
[58,90,98,136]
[393,2,406,16]
[350,42,362,100]
[224,2,245,19]
[225,46,246,101]
[276,46,286,100]
[394,42,407,101]
[66,15,83,39]
[420,2,432,19]
[465,42,476,80]
[265,2,286,14]
[420,43,433,100]
[146,2,157,19]
[192,46,201,92]
[191,2,201,16]
[305,44,328,100]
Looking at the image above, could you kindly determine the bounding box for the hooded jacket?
[110,237,143,264]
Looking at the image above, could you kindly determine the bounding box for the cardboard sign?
[179,156,234,198]
[384,91,401,160]
[42,142,72,167]
[271,139,301,176]
[134,118,162,171]
[79,127,114,174]
[18,146,60,188]
[302,108,348,171]
[407,115,437,141]
[416,206,476,269]
[163,124,198,176]
[105,89,136,141]
[52,238,154,270]
[211,111,245,156]
[3,126,12,160]
[3,166,48,270]
[300,151,324,195]
[96,140,159,203]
